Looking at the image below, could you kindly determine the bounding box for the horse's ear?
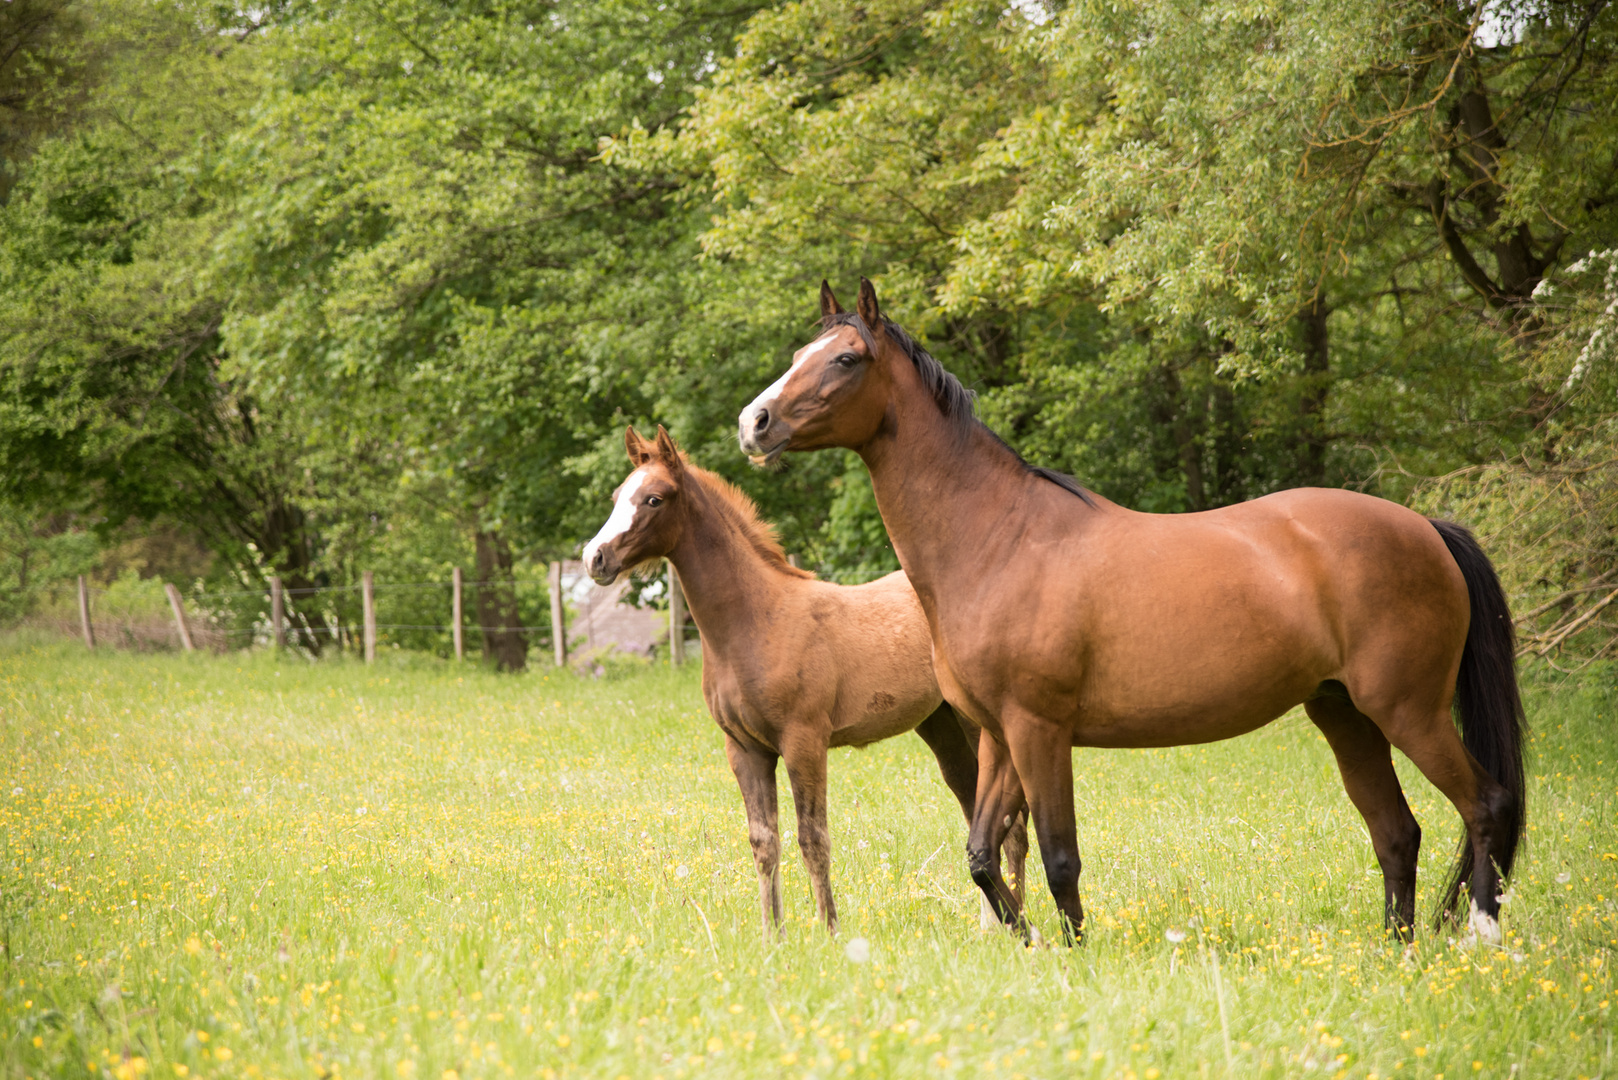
[857,276,881,330]
[820,280,843,319]
[625,426,655,466]
[654,425,684,475]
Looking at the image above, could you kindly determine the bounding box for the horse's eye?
[645,495,663,508]
[834,352,859,367]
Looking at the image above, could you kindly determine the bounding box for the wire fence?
[51,561,900,658]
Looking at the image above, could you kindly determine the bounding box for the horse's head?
[582,426,687,585]
[738,278,896,465]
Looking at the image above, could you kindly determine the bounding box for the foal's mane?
[686,462,815,578]
[819,312,1096,507]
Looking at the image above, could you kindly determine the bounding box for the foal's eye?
[645,495,663,508]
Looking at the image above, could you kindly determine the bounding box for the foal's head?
[582,426,687,586]
[737,279,904,466]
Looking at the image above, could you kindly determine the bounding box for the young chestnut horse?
[583,425,1027,937]
[738,279,1526,945]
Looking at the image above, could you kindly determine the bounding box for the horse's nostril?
[753,407,771,433]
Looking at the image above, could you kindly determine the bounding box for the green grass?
[2,635,1614,1080]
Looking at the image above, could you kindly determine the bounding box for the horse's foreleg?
[966,728,1028,934]
[1305,698,1421,938]
[725,735,783,941]
[1003,712,1084,946]
[782,734,837,934]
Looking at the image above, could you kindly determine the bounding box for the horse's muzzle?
[587,546,620,586]
[738,405,790,466]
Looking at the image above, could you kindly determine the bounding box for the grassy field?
[1,637,1614,1080]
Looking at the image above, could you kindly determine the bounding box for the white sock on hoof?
[1466,898,1503,947]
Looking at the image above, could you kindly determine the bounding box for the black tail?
[1430,519,1528,921]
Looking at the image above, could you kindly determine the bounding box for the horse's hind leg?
[966,728,1029,933]
[781,730,838,934]
[724,735,783,940]
[915,703,978,819]
[1305,697,1421,938]
[1382,709,1515,941]
[915,705,1030,929]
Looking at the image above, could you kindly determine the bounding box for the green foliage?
[1,0,1615,665]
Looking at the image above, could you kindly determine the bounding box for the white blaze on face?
[739,334,842,445]
[582,469,648,573]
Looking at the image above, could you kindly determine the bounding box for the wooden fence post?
[165,583,194,652]
[548,560,567,668]
[451,566,464,661]
[362,570,377,663]
[668,561,686,668]
[77,575,94,650]
[270,576,285,650]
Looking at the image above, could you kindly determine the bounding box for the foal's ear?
[819,280,844,319]
[857,276,882,331]
[654,425,684,475]
[625,426,655,466]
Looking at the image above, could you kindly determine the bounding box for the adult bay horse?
[737,279,1526,945]
[582,425,1028,938]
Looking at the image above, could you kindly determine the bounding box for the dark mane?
[818,311,1095,508]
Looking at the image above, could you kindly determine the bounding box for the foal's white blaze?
[739,334,841,442]
[582,469,648,575]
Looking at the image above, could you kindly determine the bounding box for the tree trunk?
[257,498,330,655]
[1297,296,1330,487]
[1155,359,1206,511]
[475,529,527,672]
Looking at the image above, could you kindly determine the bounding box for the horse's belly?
[829,690,937,748]
[1069,647,1322,746]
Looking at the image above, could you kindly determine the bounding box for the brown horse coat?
[739,279,1525,944]
[582,426,1026,936]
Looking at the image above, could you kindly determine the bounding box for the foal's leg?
[914,704,1028,929]
[1305,697,1421,938]
[1002,710,1084,945]
[1382,707,1515,942]
[781,730,838,933]
[966,728,1029,933]
[724,735,783,940]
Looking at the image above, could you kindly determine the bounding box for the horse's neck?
[666,479,796,651]
[860,369,1045,606]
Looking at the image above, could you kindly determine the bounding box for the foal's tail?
[1430,519,1527,922]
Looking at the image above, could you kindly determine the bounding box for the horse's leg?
[1004,807,1030,909]
[781,731,838,934]
[915,704,1029,929]
[914,702,978,819]
[1383,710,1515,942]
[724,735,783,940]
[966,727,1029,933]
[1002,711,1084,945]
[1305,697,1421,938]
